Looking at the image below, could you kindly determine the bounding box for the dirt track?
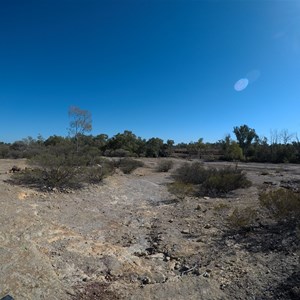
[0,159,299,299]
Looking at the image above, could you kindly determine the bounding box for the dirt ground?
[0,158,299,299]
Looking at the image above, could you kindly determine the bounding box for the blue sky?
[1,0,300,144]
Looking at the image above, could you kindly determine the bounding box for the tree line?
[1,106,300,164]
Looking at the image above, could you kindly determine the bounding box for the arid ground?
[0,159,299,299]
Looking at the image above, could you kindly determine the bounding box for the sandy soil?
[0,158,299,299]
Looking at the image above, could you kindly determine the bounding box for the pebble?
[181,229,190,234]
[203,272,210,278]
[142,276,151,284]
[149,253,164,260]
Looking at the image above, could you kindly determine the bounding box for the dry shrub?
[83,164,114,184]
[73,282,120,300]
[259,188,300,222]
[156,160,174,172]
[200,167,251,197]
[167,181,195,199]
[11,165,81,190]
[213,203,230,211]
[117,158,144,174]
[10,154,115,191]
[173,162,251,197]
[227,207,257,229]
[173,162,208,184]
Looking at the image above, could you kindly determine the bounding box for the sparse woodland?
[1,110,300,299]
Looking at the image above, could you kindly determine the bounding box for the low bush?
[173,162,209,184]
[199,167,252,197]
[172,162,251,197]
[105,148,136,157]
[167,182,195,199]
[118,158,144,174]
[259,188,300,222]
[10,152,115,191]
[82,159,115,184]
[156,160,174,172]
[11,165,81,190]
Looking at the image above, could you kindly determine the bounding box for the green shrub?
[173,163,251,197]
[200,167,251,197]
[105,148,134,157]
[10,153,115,191]
[11,168,44,187]
[11,165,81,190]
[82,166,104,184]
[259,188,300,222]
[173,162,209,184]
[156,160,174,172]
[118,158,144,174]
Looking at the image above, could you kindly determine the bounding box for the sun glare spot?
[234,78,249,91]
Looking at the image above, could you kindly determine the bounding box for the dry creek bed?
[0,158,299,300]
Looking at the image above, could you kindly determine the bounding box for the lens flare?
[234,78,249,91]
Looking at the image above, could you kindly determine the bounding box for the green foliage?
[227,207,257,228]
[156,160,174,172]
[0,143,10,158]
[222,140,243,161]
[82,165,111,184]
[173,162,251,197]
[259,188,300,222]
[105,131,145,157]
[200,167,252,197]
[117,158,144,174]
[44,135,66,147]
[11,148,115,191]
[233,124,258,158]
[3,125,300,163]
[12,163,80,190]
[186,138,206,158]
[105,148,134,157]
[173,162,209,184]
[145,138,165,157]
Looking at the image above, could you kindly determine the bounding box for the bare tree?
[270,129,295,145]
[280,129,294,145]
[270,129,280,145]
[68,106,92,152]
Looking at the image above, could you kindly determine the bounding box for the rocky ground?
[0,158,299,300]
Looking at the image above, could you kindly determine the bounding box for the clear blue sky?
[1,0,300,144]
